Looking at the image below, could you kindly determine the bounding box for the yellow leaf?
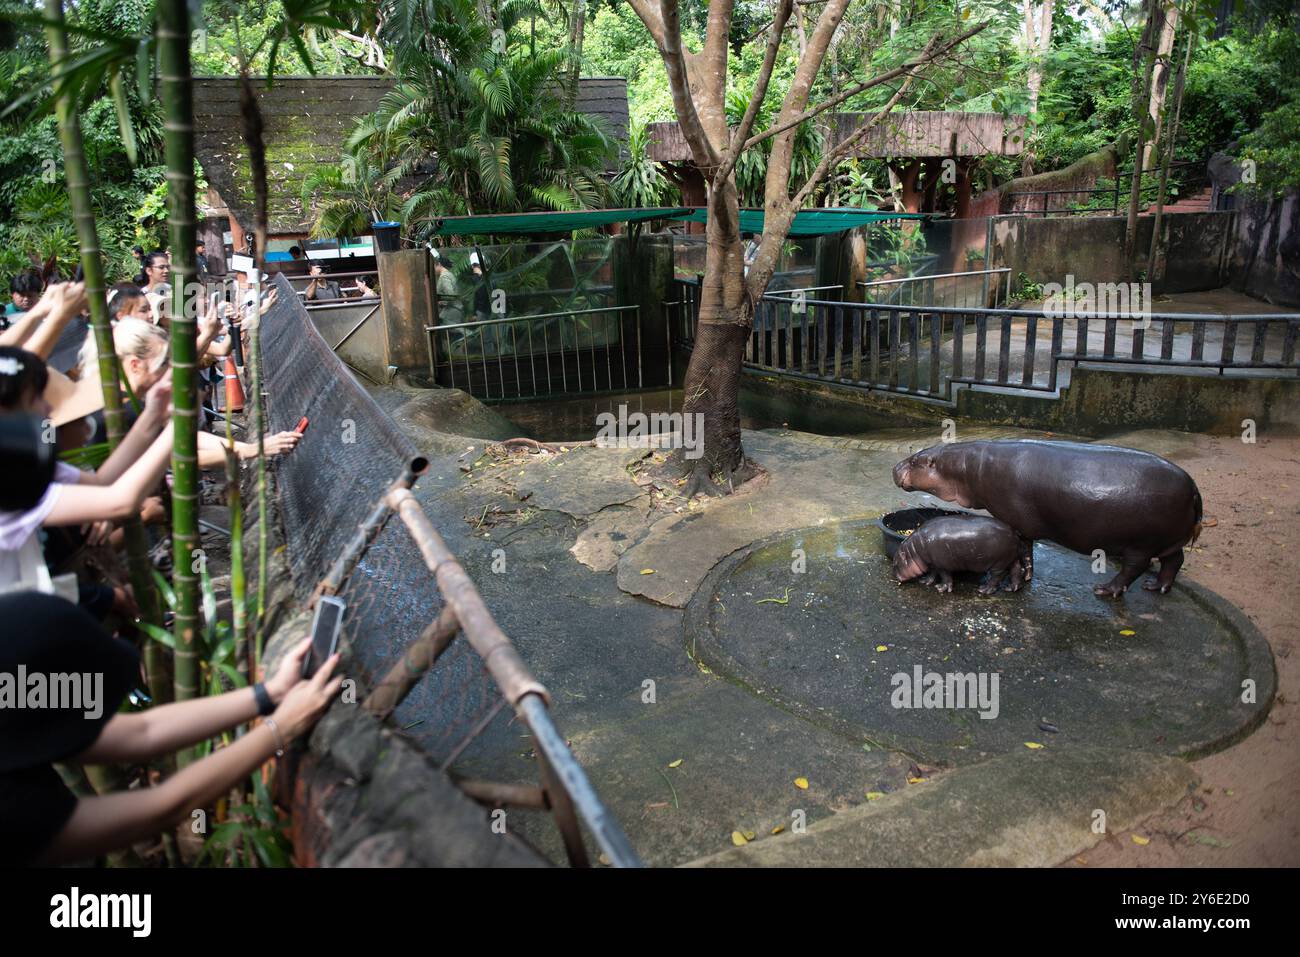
[731,831,749,846]
[771,825,785,835]
[876,645,888,652]
[865,791,885,801]
[1025,742,1045,749]
[908,776,927,784]
[1131,834,1150,846]
[667,758,683,769]
[794,777,809,790]
[1119,629,1136,636]
[743,830,756,841]
[640,568,656,575]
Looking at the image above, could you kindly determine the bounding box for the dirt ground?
[1068,431,1300,867]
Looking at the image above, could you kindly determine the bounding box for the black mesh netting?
[258,275,498,764]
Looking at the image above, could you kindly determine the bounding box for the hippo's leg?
[1003,561,1025,592]
[1020,540,1034,581]
[1143,549,1185,594]
[918,570,937,586]
[1093,552,1152,598]
[933,570,954,593]
[978,567,1009,596]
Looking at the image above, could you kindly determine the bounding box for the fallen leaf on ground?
[794,777,809,790]
[866,791,885,801]
[667,758,683,769]
[731,831,749,846]
[1024,742,1045,749]
[640,568,655,575]
[1131,834,1150,846]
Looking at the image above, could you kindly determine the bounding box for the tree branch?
[653,0,721,173]
[625,0,667,45]
[719,0,794,182]
[745,20,990,152]
[790,74,916,210]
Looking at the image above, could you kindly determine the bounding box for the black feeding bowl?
[878,507,971,560]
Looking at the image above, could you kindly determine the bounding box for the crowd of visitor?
[0,242,343,866]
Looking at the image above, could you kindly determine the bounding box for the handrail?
[764,284,843,298]
[858,268,1009,288]
[427,304,638,332]
[321,460,643,868]
[304,297,382,311]
[770,297,1300,323]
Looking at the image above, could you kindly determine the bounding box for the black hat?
[0,592,140,772]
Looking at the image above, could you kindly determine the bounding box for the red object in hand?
[294,416,309,434]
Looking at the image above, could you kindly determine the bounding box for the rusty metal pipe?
[313,459,429,603]
[362,604,459,720]
[452,778,550,810]
[384,487,548,707]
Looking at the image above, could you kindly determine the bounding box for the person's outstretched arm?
[78,640,314,763]
[35,646,341,866]
[43,424,174,526]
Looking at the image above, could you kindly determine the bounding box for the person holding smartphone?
[304,263,342,302]
[0,591,342,867]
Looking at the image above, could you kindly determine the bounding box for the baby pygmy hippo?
[891,515,1028,596]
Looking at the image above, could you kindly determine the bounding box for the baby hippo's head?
[890,537,928,584]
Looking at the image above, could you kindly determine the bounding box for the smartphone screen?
[303,596,345,679]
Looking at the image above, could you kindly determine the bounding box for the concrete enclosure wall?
[988,212,1233,294]
[740,366,1300,438]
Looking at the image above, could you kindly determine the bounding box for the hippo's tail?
[1188,486,1204,546]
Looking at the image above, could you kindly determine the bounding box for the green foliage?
[1235,94,1300,197]
[312,0,615,240]
[611,123,675,208]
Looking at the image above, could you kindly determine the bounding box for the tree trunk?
[568,0,587,98]
[674,174,751,491]
[1142,1,1180,170]
[1147,32,1193,281]
[1124,0,1159,276]
[157,0,201,765]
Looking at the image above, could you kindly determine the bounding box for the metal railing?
[744,296,1300,402]
[1006,160,1210,218]
[857,267,1011,309]
[314,458,642,868]
[426,305,643,402]
[670,278,1300,403]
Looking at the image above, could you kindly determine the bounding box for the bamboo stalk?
[41,0,169,701]
[156,0,201,766]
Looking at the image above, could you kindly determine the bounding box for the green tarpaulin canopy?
[427,206,923,237]
[676,207,925,235]
[430,207,691,236]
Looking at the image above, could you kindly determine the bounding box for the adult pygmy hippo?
[891,515,1028,595]
[892,440,1203,598]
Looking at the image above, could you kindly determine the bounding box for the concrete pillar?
[612,233,674,389]
[376,248,436,380]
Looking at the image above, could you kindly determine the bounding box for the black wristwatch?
[253,682,275,716]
